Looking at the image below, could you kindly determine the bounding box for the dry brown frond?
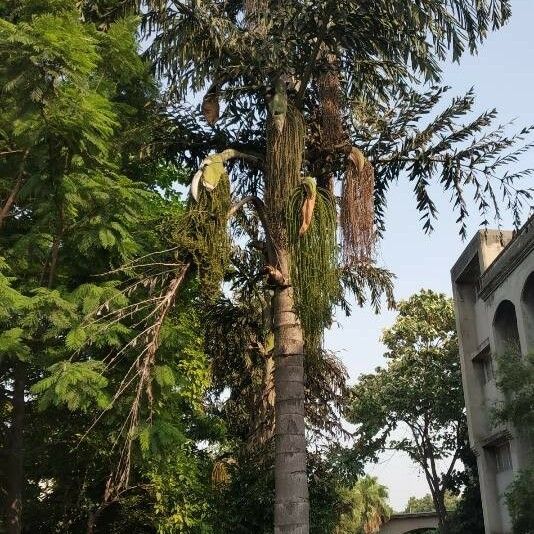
[317,58,344,149]
[211,459,230,486]
[79,261,192,505]
[202,84,220,126]
[340,147,376,265]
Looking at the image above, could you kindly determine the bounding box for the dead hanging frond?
[317,56,344,149]
[305,348,351,440]
[76,256,193,505]
[212,458,233,486]
[341,147,376,265]
[244,0,268,36]
[202,82,220,126]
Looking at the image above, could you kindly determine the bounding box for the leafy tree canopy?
[348,290,466,529]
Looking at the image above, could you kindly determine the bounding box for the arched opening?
[493,300,521,358]
[521,272,534,352]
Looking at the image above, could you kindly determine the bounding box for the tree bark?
[424,470,448,534]
[434,490,449,534]
[273,250,309,534]
[5,364,25,534]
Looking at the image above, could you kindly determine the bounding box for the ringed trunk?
[273,250,308,534]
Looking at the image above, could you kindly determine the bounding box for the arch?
[379,513,439,534]
[493,300,521,357]
[521,271,534,351]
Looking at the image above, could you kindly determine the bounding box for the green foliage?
[0,328,30,362]
[169,178,232,298]
[287,184,340,348]
[0,2,218,532]
[404,492,457,514]
[349,291,466,527]
[494,352,534,433]
[404,494,436,513]
[357,86,534,237]
[31,360,109,411]
[334,476,392,534]
[2,0,532,532]
[505,465,534,534]
[494,352,534,533]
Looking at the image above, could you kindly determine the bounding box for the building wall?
[451,225,534,534]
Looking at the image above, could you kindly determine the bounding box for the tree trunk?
[5,364,25,534]
[87,505,105,534]
[273,250,309,534]
[430,486,449,534]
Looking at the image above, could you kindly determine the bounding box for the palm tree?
[335,476,392,534]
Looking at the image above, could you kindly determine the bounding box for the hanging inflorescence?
[170,174,232,298]
[265,103,305,245]
[286,181,340,349]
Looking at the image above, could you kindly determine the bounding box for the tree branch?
[0,149,29,229]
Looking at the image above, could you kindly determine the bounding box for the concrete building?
[451,220,534,534]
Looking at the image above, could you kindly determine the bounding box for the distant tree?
[404,492,457,514]
[348,291,466,533]
[404,494,435,513]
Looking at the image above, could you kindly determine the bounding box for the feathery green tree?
[0,1,187,531]
[334,476,391,534]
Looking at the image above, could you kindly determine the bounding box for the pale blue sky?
[326,0,534,510]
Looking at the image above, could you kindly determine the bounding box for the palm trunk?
[273,250,308,534]
[5,364,25,534]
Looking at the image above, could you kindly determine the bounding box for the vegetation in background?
[334,476,391,534]
[0,0,214,531]
[349,291,482,533]
[404,493,457,514]
[495,352,534,533]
